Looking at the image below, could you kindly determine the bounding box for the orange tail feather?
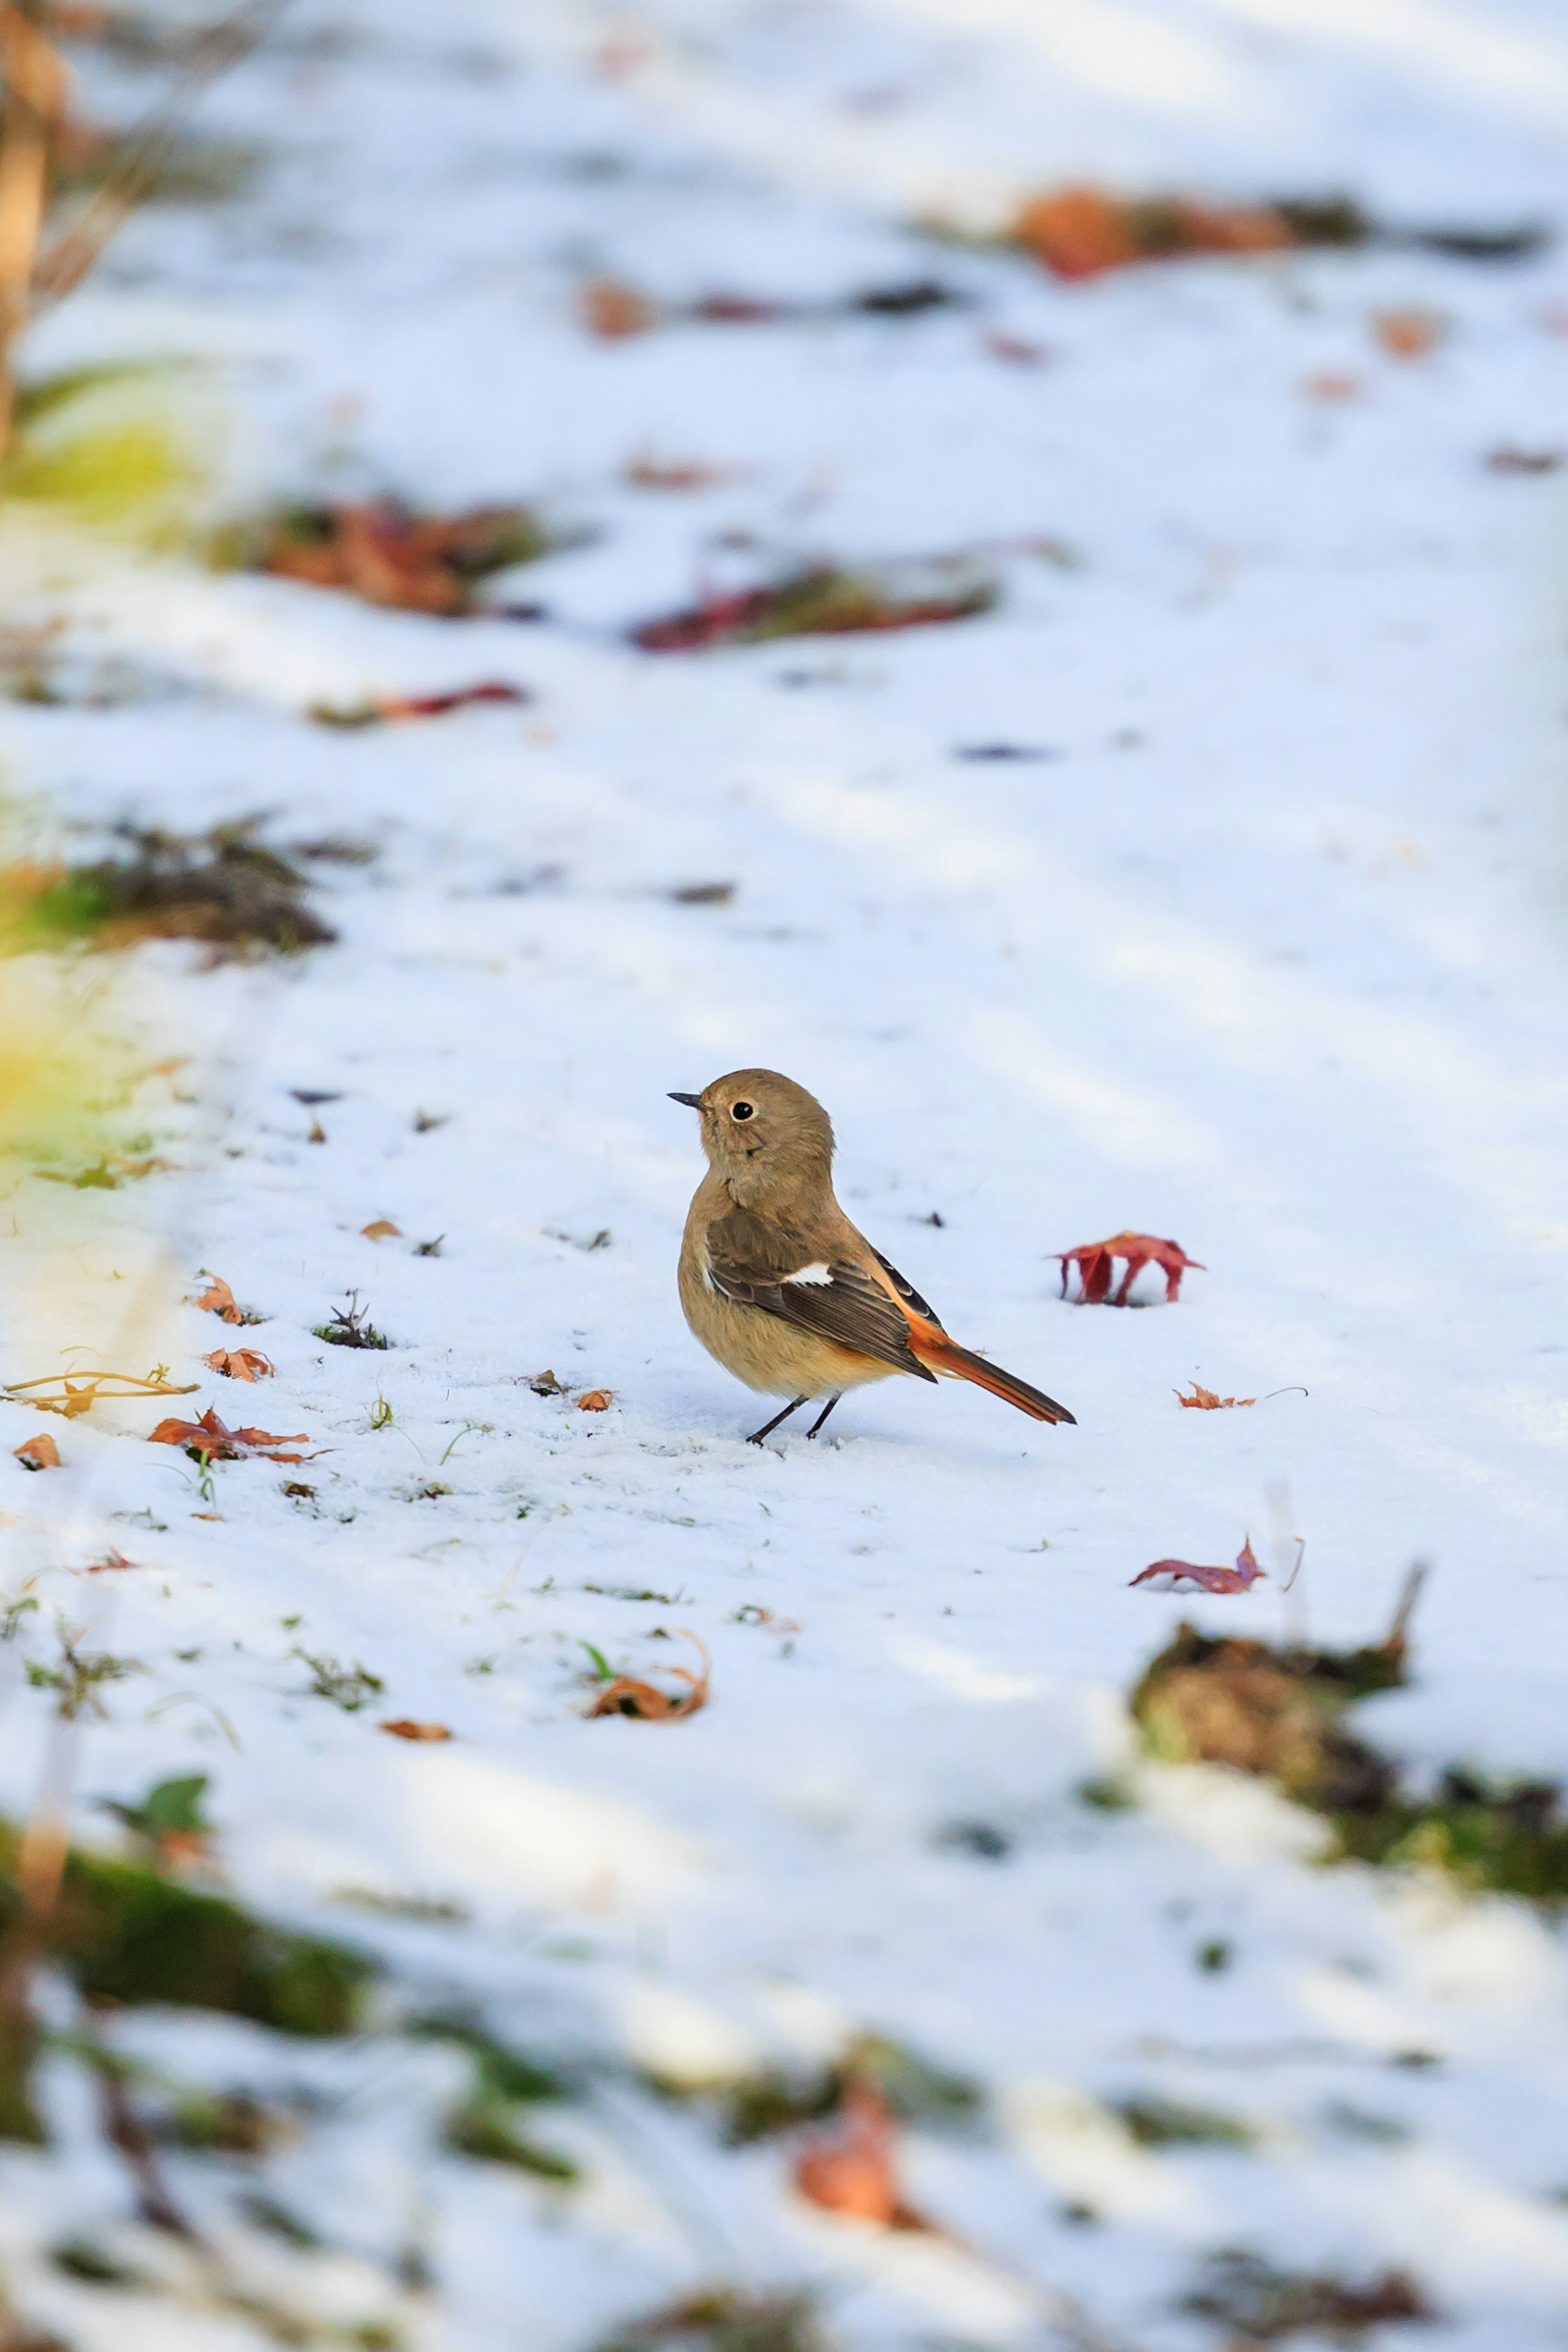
[906,1325,1076,1425]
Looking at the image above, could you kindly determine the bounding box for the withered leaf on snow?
[1057,1231,1205,1305]
[203,1348,274,1381]
[87,1546,135,1572]
[1486,444,1563,474]
[526,1369,570,1396]
[379,1719,452,1742]
[1013,185,1291,280]
[311,682,528,729]
[587,1630,709,1720]
[1175,1383,1254,1410]
[581,276,657,338]
[13,1433,61,1470]
[1373,307,1446,359]
[793,2080,926,2230]
[233,501,549,617]
[1131,1537,1266,1595]
[634,566,995,652]
[361,1220,401,1241]
[196,1272,245,1323]
[148,1407,315,1464]
[577,1389,613,1412]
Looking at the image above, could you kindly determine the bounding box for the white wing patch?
[785,1262,833,1286]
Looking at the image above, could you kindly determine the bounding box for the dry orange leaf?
[379,1719,452,1742]
[1373,307,1445,359]
[196,1273,242,1323]
[625,456,728,489]
[203,1348,274,1382]
[587,1630,709,1721]
[1013,185,1288,280]
[1175,1382,1254,1410]
[577,1389,614,1412]
[13,1433,60,1470]
[1303,370,1361,404]
[582,277,655,338]
[87,1546,134,1572]
[149,1407,314,1464]
[361,1219,401,1240]
[793,2082,926,2230]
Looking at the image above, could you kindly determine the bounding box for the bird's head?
[669,1068,835,1199]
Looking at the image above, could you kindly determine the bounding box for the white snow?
[4,0,1568,2346]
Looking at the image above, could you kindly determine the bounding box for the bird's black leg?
[746,1394,808,1445]
[806,1394,842,1439]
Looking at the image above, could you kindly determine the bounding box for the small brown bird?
[672,1068,1075,1443]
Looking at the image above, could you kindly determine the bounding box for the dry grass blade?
[2,1370,197,1418]
[32,0,284,307]
[0,4,69,452]
[587,1630,710,1720]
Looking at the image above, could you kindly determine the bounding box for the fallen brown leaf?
[1175,1382,1254,1410]
[246,501,546,617]
[86,1546,134,1572]
[312,682,528,728]
[582,276,656,337]
[635,566,995,651]
[196,1272,243,1322]
[148,1407,314,1464]
[526,1369,570,1396]
[1013,185,1289,280]
[203,1348,274,1381]
[13,1433,60,1470]
[577,1389,614,1412]
[984,331,1050,365]
[1303,370,1361,404]
[1486,443,1564,474]
[587,1630,709,1720]
[625,456,728,489]
[361,1219,401,1240]
[1373,307,1445,359]
[379,1719,452,1742]
[793,2081,926,2228]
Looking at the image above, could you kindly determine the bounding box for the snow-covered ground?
[5,1,1568,2345]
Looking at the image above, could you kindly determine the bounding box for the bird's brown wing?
[870,1247,947,1333]
[704,1207,938,1382]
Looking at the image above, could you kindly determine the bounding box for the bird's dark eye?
[731,1100,754,1121]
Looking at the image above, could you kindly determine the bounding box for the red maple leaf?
[1130,1537,1265,1595]
[1057,1230,1204,1305]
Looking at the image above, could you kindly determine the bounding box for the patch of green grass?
[314,1292,388,1349]
[443,2095,577,2179]
[1113,2093,1256,2149]
[407,2012,565,2101]
[51,2237,146,2287]
[293,1650,384,1712]
[596,2287,825,2352]
[0,1818,374,2042]
[1180,2248,1433,2343]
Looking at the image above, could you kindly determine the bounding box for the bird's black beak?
[668,1091,702,1108]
